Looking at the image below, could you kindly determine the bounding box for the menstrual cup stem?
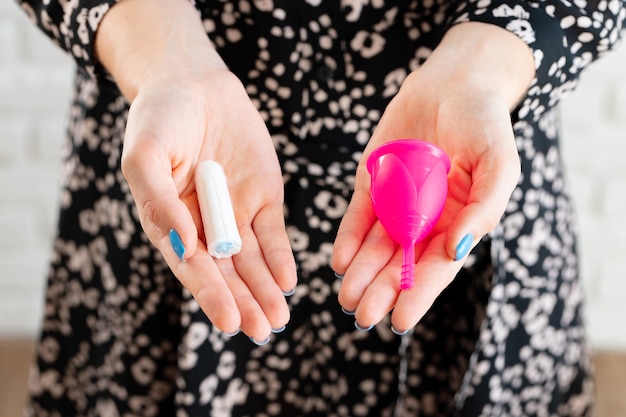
[401,245,415,290]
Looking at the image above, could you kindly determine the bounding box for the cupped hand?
[332,67,523,333]
[121,70,297,342]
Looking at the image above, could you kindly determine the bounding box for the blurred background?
[1,1,625,416]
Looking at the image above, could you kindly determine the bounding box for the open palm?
[333,69,521,333]
[121,70,297,342]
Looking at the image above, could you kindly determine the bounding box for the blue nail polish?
[169,229,186,261]
[455,233,474,261]
[282,288,295,296]
[271,325,286,334]
[341,307,356,316]
[249,336,271,346]
[334,271,345,279]
[391,325,410,336]
[223,329,240,337]
[354,321,374,332]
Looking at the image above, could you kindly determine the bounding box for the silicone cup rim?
[366,139,451,175]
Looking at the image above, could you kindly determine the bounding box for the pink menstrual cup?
[367,139,450,290]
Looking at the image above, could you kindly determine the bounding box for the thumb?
[121,138,199,263]
[444,148,521,261]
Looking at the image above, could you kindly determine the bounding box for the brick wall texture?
[1,3,625,349]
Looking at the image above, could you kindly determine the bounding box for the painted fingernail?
[391,325,410,336]
[334,271,344,279]
[249,336,271,346]
[282,288,295,296]
[169,229,186,261]
[454,233,474,261]
[354,321,374,332]
[223,329,240,337]
[271,325,286,334]
[341,307,355,316]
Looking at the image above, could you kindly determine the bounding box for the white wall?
[1,3,625,349]
[561,48,626,350]
[0,2,72,336]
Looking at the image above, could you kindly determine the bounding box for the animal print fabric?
[17,0,625,416]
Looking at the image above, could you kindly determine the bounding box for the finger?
[121,137,198,261]
[337,221,396,313]
[390,234,462,332]
[331,184,377,275]
[252,204,298,294]
[351,251,404,329]
[173,244,242,334]
[234,223,291,331]
[444,150,520,261]
[214,257,273,342]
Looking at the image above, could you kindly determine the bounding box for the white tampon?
[195,160,242,258]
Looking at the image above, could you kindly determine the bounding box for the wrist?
[421,22,535,110]
[94,0,226,101]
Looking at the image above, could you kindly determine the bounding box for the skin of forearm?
[421,22,536,111]
[95,6,533,110]
[94,0,227,101]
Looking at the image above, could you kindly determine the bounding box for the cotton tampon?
[195,160,242,258]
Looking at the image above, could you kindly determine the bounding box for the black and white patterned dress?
[18,1,625,416]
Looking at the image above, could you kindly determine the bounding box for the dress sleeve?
[449,0,626,119]
[17,0,119,77]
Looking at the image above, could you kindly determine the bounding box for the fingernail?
[271,325,286,334]
[341,307,355,316]
[334,271,344,279]
[169,229,186,261]
[454,233,474,261]
[282,288,295,296]
[391,325,410,336]
[249,336,271,346]
[354,321,374,332]
[223,329,240,337]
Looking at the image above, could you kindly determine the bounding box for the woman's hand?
[96,0,296,343]
[332,22,535,333]
[122,71,297,343]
